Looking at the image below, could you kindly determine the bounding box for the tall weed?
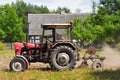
[0,42,6,51]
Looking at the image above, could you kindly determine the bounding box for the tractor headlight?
[15,47,19,51]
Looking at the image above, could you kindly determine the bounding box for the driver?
[56,33,64,40]
[45,33,64,40]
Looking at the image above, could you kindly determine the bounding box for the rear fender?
[52,42,80,61]
[52,42,77,50]
[15,55,30,68]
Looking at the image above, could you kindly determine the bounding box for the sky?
[0,0,99,13]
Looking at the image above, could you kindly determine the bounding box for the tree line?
[72,0,120,46]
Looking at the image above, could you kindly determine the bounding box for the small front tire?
[9,57,27,72]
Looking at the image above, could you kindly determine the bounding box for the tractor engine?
[14,42,41,62]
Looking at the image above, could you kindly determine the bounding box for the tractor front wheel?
[50,46,77,70]
[9,57,27,72]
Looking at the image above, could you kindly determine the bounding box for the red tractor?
[9,23,79,72]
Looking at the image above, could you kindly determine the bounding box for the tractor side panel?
[26,43,39,48]
[14,42,40,55]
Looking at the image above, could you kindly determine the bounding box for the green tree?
[72,17,94,44]
[0,29,5,41]
[0,4,25,42]
[99,0,120,14]
[0,7,6,40]
[53,7,71,14]
[94,5,120,43]
[91,0,97,14]
[72,0,120,46]
[12,0,28,33]
[12,0,50,33]
[27,4,50,14]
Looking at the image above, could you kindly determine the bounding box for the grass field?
[0,68,120,80]
[0,50,120,80]
[0,50,14,58]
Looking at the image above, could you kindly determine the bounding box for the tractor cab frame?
[41,23,73,43]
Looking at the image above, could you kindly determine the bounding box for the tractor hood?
[14,42,39,54]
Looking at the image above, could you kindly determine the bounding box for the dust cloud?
[101,43,120,70]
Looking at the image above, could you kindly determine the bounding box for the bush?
[0,42,6,51]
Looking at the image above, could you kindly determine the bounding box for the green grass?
[0,42,6,51]
[0,68,120,80]
[0,50,14,58]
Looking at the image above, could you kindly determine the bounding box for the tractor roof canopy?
[41,23,73,43]
[41,23,71,29]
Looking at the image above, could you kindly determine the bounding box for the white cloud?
[0,0,99,13]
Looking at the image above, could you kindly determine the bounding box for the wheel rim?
[57,53,70,66]
[12,62,22,71]
[95,63,101,69]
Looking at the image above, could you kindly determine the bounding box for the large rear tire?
[50,46,77,70]
[9,57,27,72]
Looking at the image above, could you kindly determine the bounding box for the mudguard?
[15,55,30,68]
[52,42,77,50]
[52,42,80,61]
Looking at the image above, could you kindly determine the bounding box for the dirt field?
[0,58,50,70]
[100,44,120,70]
[0,55,120,71]
[0,58,11,70]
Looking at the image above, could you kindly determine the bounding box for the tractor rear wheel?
[50,46,77,70]
[9,57,27,72]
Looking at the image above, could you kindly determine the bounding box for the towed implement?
[80,46,105,70]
